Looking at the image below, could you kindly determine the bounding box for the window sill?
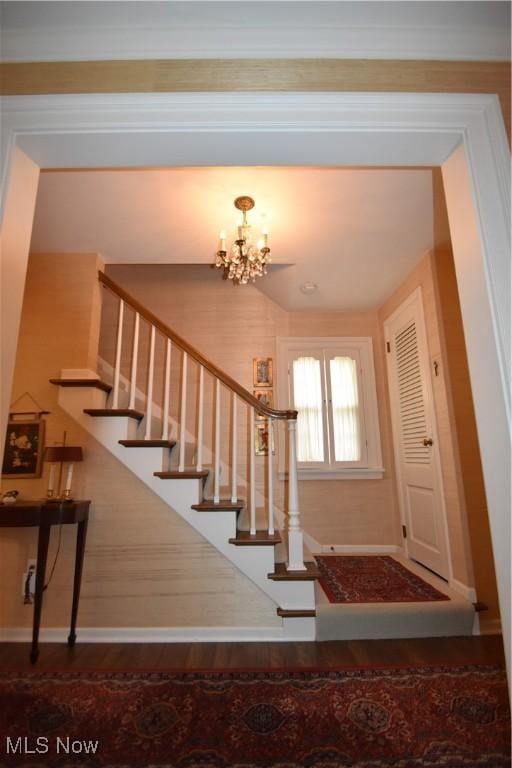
[278,468,386,481]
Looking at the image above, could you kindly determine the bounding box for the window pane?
[330,356,361,461]
[292,357,324,462]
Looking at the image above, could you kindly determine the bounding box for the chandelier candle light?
[215,196,271,285]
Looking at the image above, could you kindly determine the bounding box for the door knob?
[423,438,433,447]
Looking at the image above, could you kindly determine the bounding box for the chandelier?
[214,196,271,285]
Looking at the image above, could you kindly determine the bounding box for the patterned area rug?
[0,665,510,767]
[316,555,450,603]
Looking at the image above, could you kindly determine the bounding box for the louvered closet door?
[385,289,449,578]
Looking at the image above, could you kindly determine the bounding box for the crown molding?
[1,4,510,64]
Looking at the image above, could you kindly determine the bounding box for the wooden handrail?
[99,271,297,421]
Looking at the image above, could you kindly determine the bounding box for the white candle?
[219,230,226,251]
[65,463,74,492]
[48,464,56,493]
[262,227,269,248]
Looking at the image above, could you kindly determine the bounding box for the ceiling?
[31,167,434,312]
[1,1,509,62]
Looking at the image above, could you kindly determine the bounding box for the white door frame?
[385,286,452,582]
[0,91,509,674]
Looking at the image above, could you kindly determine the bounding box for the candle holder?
[43,445,83,501]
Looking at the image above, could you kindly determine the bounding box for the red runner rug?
[0,664,509,767]
[316,555,450,603]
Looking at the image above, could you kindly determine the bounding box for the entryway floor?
[313,553,475,641]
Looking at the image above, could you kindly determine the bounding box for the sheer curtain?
[292,356,324,462]
[330,356,361,461]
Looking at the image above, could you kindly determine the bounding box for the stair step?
[192,500,245,512]
[268,561,320,581]
[119,440,176,449]
[50,377,112,393]
[84,408,144,420]
[154,470,209,480]
[277,607,316,618]
[229,530,281,546]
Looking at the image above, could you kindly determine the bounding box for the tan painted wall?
[104,263,400,547]
[432,247,500,626]
[430,170,500,626]
[379,252,475,589]
[0,253,279,630]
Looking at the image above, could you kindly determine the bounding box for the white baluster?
[287,418,306,570]
[128,311,140,411]
[214,378,221,503]
[161,338,171,441]
[179,352,188,472]
[231,393,237,503]
[267,419,274,535]
[196,366,204,472]
[112,299,124,409]
[250,407,256,535]
[144,325,156,440]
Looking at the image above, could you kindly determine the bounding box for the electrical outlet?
[22,559,37,604]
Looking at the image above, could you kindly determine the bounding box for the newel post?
[287,418,306,570]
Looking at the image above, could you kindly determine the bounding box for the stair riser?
[273,581,316,611]
[282,617,315,640]
[122,446,170,474]
[315,609,474,641]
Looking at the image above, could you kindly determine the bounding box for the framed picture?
[253,357,273,388]
[253,388,273,419]
[254,421,275,457]
[2,418,45,478]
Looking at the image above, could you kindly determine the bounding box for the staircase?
[50,271,319,641]
[50,271,476,642]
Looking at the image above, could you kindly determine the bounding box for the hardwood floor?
[0,635,505,671]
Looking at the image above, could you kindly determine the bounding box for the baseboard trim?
[0,625,314,643]
[449,578,477,603]
[478,617,502,636]
[317,544,403,555]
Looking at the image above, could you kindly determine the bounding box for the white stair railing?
[214,378,221,503]
[267,419,274,536]
[196,365,204,472]
[179,351,188,471]
[99,271,305,569]
[231,393,237,503]
[128,311,140,412]
[161,338,171,441]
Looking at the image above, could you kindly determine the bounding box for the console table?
[0,499,90,663]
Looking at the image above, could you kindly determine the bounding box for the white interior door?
[385,288,449,579]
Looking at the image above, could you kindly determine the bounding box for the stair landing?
[314,553,475,640]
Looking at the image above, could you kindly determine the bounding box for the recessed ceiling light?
[300,282,318,295]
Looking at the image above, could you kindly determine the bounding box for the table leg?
[31,524,51,664]
[68,519,88,647]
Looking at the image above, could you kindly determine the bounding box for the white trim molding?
[293,468,385,481]
[0,625,314,644]
[318,544,404,555]
[478,618,503,637]
[0,90,509,678]
[449,578,478,604]
[1,3,509,63]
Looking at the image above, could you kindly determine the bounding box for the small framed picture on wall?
[254,421,275,457]
[2,417,45,479]
[253,357,273,388]
[253,388,273,419]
